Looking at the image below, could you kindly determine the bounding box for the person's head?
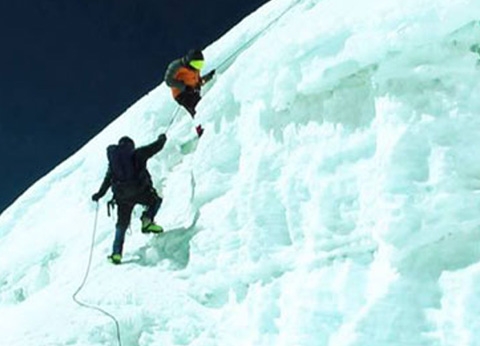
[118,136,135,150]
[185,49,204,70]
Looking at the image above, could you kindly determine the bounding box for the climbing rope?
[216,0,304,72]
[164,105,182,133]
[163,0,304,131]
[72,202,123,346]
[70,3,306,345]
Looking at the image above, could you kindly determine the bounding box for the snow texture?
[1,0,480,345]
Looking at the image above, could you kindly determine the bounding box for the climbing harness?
[107,198,116,217]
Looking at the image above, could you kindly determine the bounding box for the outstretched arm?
[201,69,216,85]
[135,134,167,161]
[92,168,112,201]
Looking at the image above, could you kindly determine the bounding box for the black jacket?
[96,134,166,201]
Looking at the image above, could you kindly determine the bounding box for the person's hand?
[158,133,167,142]
[202,69,216,83]
[91,192,102,202]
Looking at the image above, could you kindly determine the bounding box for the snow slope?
[1,0,480,345]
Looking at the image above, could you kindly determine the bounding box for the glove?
[202,69,216,84]
[91,192,102,202]
[158,133,167,142]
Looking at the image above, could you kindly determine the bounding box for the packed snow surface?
[1,0,480,345]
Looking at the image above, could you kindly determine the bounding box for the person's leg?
[137,189,163,233]
[175,91,201,117]
[189,91,203,136]
[112,201,135,256]
[176,92,204,136]
[143,192,162,222]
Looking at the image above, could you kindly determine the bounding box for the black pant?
[113,188,162,255]
[175,90,201,117]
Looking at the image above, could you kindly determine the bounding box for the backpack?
[106,141,152,201]
[107,144,138,183]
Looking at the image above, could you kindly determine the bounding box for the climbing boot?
[107,253,122,265]
[141,217,163,234]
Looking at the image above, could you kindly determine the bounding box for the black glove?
[202,69,216,83]
[158,133,167,142]
[91,192,103,202]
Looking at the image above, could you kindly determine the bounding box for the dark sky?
[0,0,267,213]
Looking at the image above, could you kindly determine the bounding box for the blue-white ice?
[1,0,480,345]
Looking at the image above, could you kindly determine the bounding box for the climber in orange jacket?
[164,49,215,137]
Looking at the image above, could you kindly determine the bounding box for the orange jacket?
[165,58,201,99]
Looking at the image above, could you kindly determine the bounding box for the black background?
[0,0,267,213]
